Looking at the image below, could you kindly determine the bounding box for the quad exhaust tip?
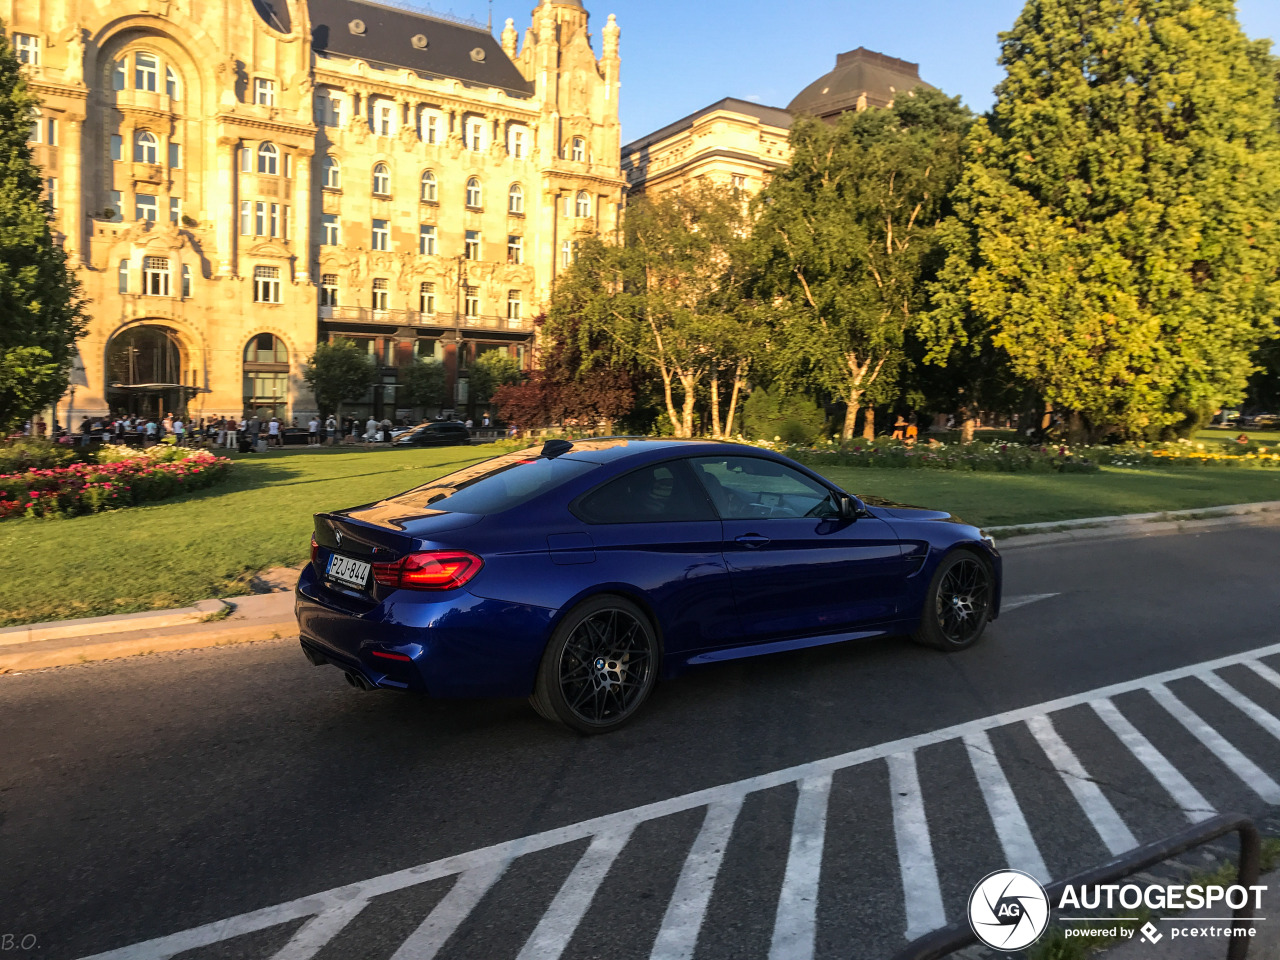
[344,671,374,691]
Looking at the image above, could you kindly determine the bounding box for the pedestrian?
[144,418,158,445]
[268,416,281,448]
[224,417,238,450]
[325,414,337,446]
[247,415,261,451]
[173,416,185,446]
[482,414,490,428]
[308,416,320,446]
[380,416,393,443]
[465,418,474,430]
[364,416,379,445]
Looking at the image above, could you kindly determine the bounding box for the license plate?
[327,554,371,589]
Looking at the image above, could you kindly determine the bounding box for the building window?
[246,333,289,364]
[13,34,39,66]
[254,78,276,106]
[109,191,123,221]
[118,260,129,293]
[508,183,524,214]
[321,213,340,245]
[510,127,526,159]
[253,265,281,303]
[134,130,158,163]
[372,278,389,311]
[561,240,573,267]
[466,118,485,152]
[240,201,252,235]
[372,219,389,251]
[419,224,436,255]
[181,264,192,298]
[316,92,342,127]
[240,145,251,173]
[169,197,180,223]
[45,117,56,145]
[135,52,158,92]
[270,203,281,238]
[419,281,435,315]
[168,141,181,168]
[135,194,158,222]
[112,57,126,90]
[465,177,481,208]
[464,230,480,261]
[143,256,170,296]
[320,274,339,307]
[284,153,293,179]
[420,170,437,202]
[507,235,523,264]
[732,174,746,192]
[322,155,341,189]
[463,285,479,319]
[576,190,591,218]
[372,162,390,196]
[258,142,278,175]
[110,134,122,161]
[571,137,585,162]
[166,66,180,100]
[44,177,56,210]
[507,290,522,323]
[255,201,266,236]
[374,100,393,136]
[26,108,40,143]
[423,113,439,144]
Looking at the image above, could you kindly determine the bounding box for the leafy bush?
[0,439,77,473]
[741,388,826,445]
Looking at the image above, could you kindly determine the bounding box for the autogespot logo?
[968,870,1051,951]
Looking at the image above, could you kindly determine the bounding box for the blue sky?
[438,0,1280,144]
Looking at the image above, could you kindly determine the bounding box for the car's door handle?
[735,534,771,548]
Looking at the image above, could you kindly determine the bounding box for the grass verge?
[3,445,1280,626]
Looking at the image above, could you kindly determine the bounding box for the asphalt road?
[3,525,1280,960]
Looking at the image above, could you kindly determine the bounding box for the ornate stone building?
[8,0,623,423]
[622,47,934,199]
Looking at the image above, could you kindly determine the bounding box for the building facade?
[622,47,934,199]
[8,0,623,424]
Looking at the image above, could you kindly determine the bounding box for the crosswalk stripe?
[963,731,1049,880]
[1202,671,1280,742]
[1090,699,1215,824]
[886,753,946,941]
[516,828,635,960]
[269,900,370,960]
[649,798,744,960]
[1148,684,1280,804]
[769,774,833,960]
[1025,715,1137,857]
[390,859,509,960]
[1245,659,1280,690]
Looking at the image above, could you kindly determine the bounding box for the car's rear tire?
[530,595,659,734]
[911,550,994,651]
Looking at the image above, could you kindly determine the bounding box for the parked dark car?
[391,421,471,447]
[296,439,1003,733]
[281,427,312,445]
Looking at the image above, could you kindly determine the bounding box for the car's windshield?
[389,451,597,514]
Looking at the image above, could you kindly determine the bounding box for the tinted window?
[390,454,596,515]
[690,456,839,520]
[575,461,716,523]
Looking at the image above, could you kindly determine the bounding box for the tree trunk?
[842,390,862,440]
[724,363,746,438]
[659,369,681,437]
[861,406,875,440]
[679,374,697,438]
[710,375,722,439]
[960,416,976,444]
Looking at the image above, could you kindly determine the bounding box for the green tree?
[303,338,377,423]
[469,350,521,406]
[749,89,971,439]
[399,359,446,412]
[0,25,87,432]
[924,0,1280,441]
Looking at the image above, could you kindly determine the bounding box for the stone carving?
[63,28,86,84]
[602,14,620,59]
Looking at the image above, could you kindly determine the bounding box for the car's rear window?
[390,453,597,515]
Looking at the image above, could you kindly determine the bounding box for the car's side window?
[690,457,840,520]
[574,461,717,524]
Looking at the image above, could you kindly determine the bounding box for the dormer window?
[571,137,585,162]
[254,78,276,106]
[14,34,39,66]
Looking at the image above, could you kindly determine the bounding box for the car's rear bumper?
[294,564,556,698]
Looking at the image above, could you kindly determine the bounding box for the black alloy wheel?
[911,551,994,651]
[531,595,659,734]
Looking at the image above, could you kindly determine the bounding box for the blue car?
[296,438,1002,733]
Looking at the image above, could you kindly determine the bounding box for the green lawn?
[4,445,1280,627]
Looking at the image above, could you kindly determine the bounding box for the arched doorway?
[105,325,196,417]
[243,333,290,419]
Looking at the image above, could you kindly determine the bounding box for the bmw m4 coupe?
[296,439,1002,733]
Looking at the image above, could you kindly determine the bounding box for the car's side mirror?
[838,494,865,520]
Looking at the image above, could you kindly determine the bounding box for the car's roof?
[558,437,779,465]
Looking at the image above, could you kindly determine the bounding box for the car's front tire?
[911,550,994,651]
[530,595,659,734]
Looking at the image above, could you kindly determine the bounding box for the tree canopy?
[303,339,377,419]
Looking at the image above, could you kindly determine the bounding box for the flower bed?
[0,448,232,520]
[750,437,1102,473]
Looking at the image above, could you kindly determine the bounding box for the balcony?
[320,305,528,332]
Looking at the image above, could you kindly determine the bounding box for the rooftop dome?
[788,47,935,119]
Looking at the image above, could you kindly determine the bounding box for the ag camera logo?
[968,869,1050,951]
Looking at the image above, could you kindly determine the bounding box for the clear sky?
[434,0,1280,145]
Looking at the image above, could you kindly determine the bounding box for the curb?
[992,500,1280,548]
[0,598,231,647]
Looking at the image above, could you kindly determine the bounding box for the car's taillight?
[371,550,483,590]
[310,535,319,565]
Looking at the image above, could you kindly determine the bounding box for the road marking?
[769,774,833,960]
[1149,683,1280,804]
[76,642,1280,960]
[1091,698,1215,824]
[1201,671,1280,742]
[1026,715,1137,856]
[516,829,634,960]
[1001,593,1060,612]
[963,730,1049,880]
[270,899,369,960]
[886,752,945,941]
[390,859,509,960]
[1246,660,1280,691]
[649,799,743,960]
